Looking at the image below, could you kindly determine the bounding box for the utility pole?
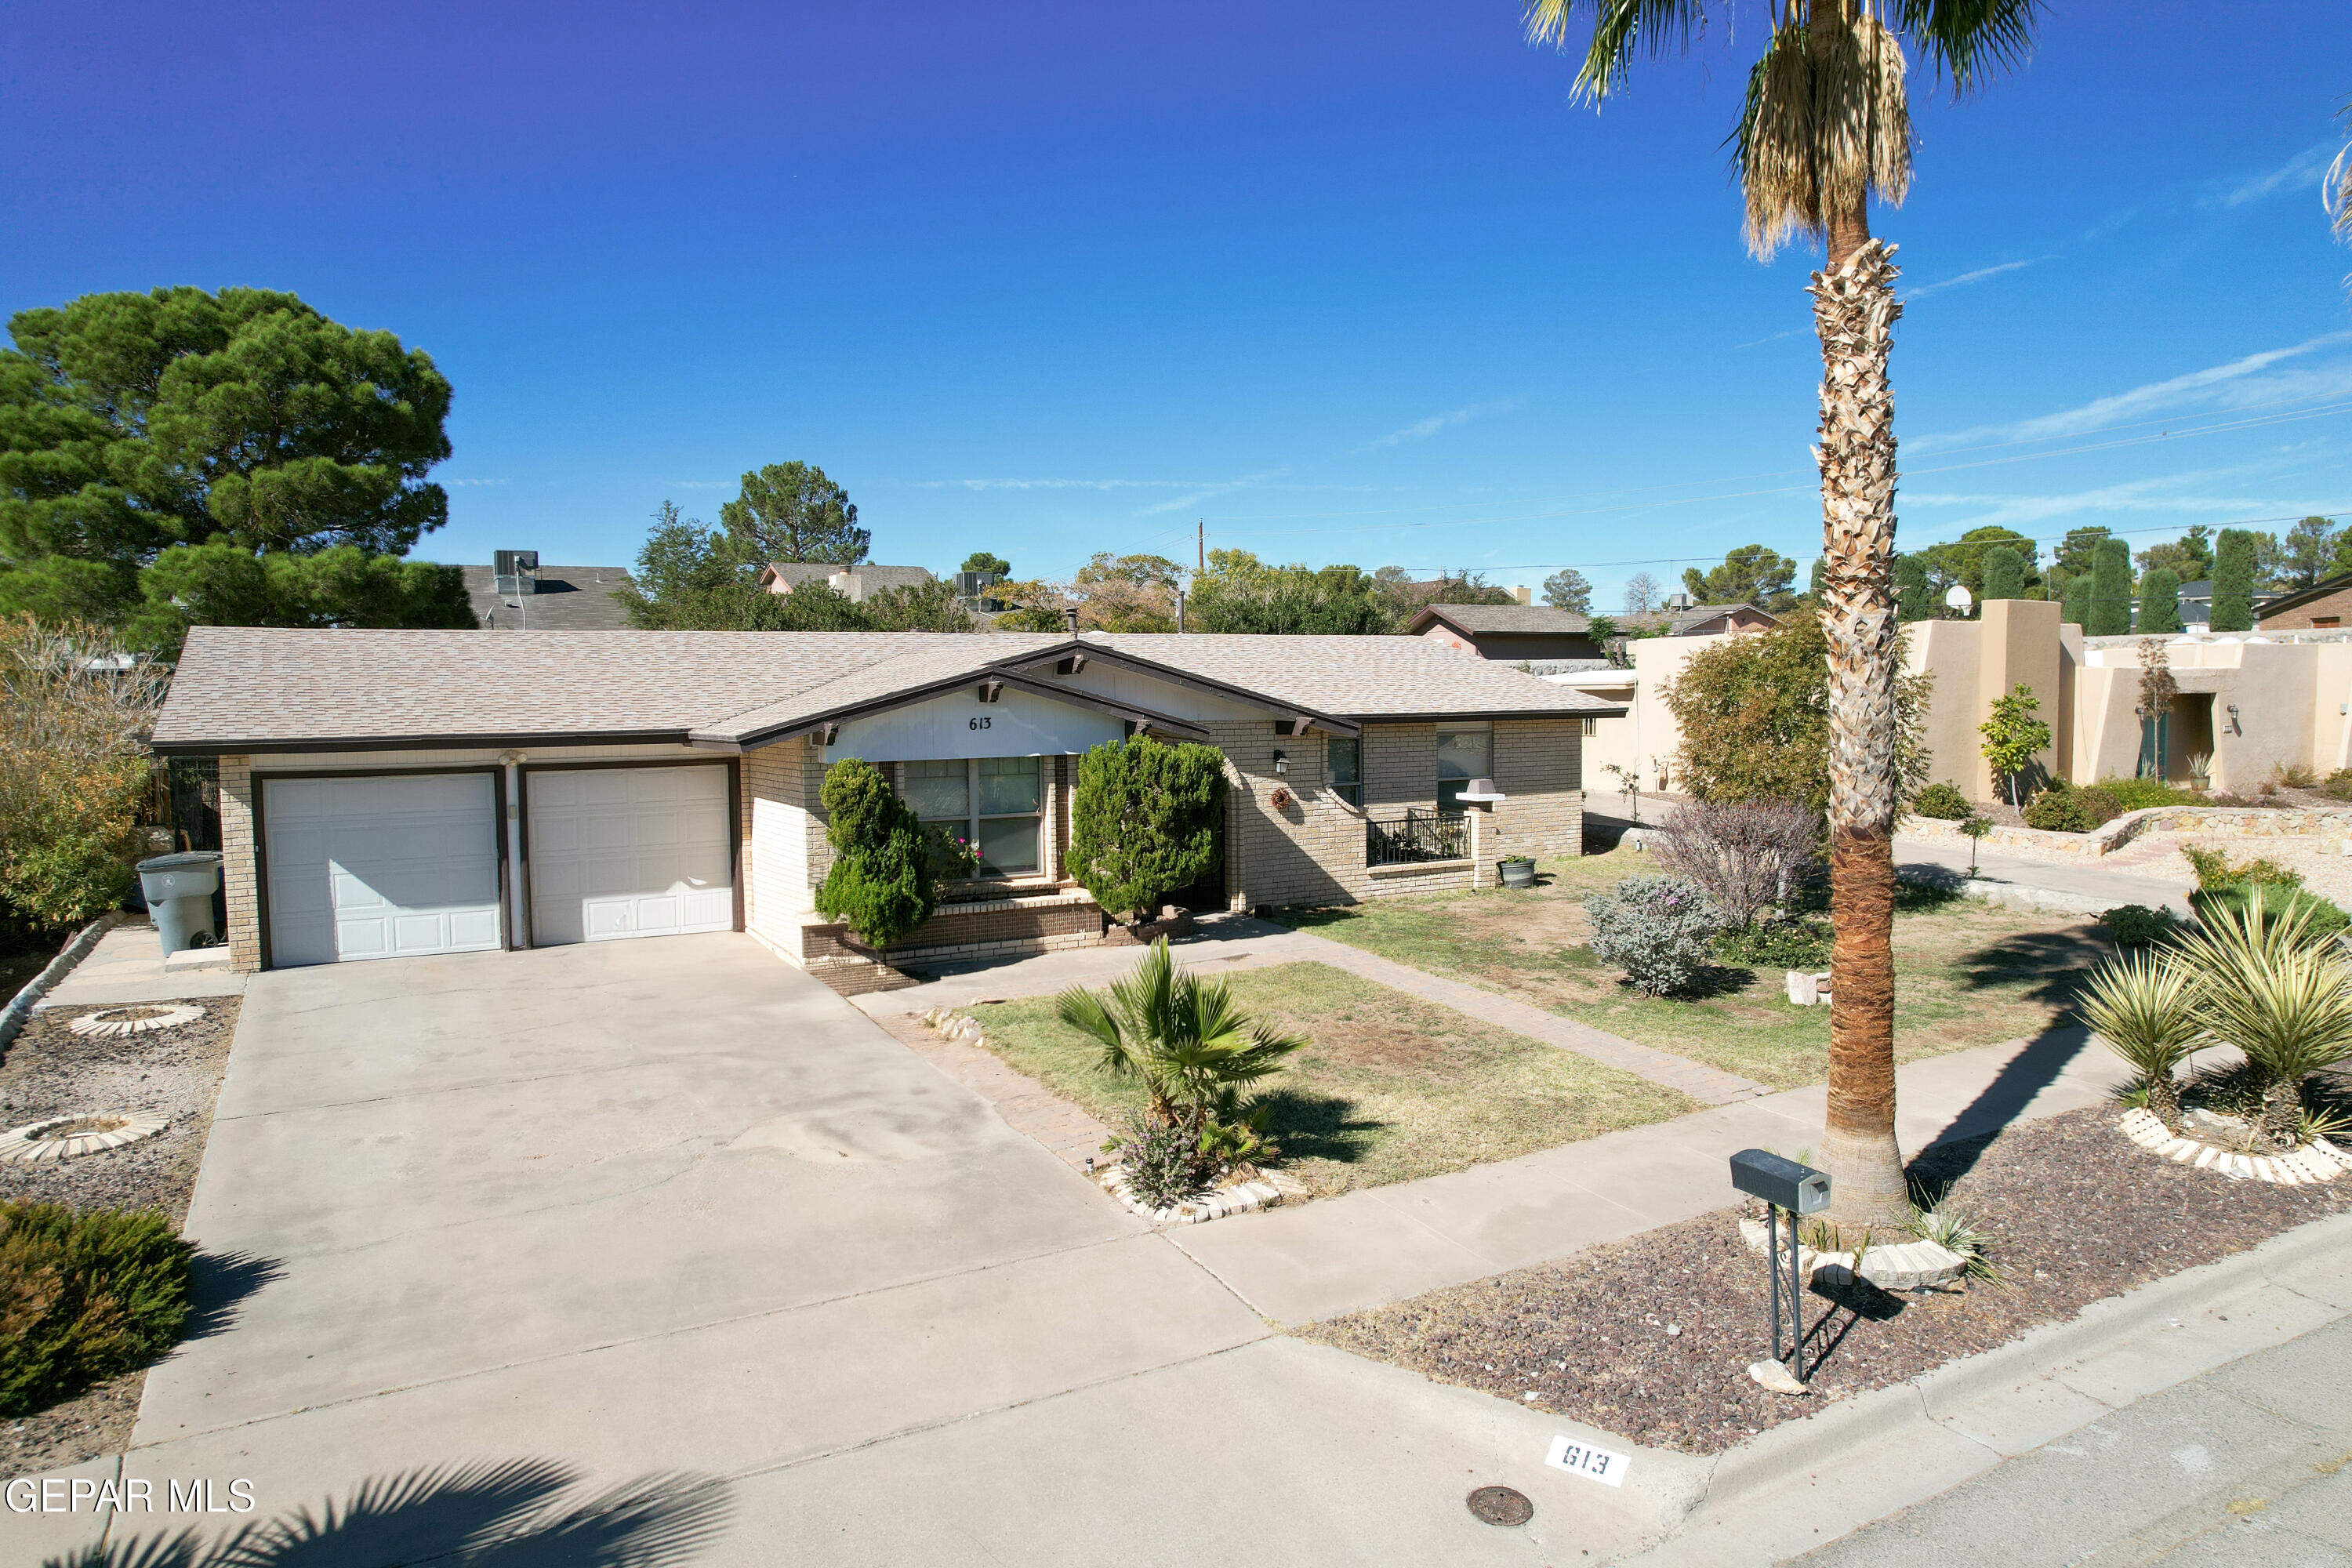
[1197,520,1205,575]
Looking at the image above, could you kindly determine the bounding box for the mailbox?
[1729,1149,1831,1214]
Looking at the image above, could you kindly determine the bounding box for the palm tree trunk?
[1813,228,1913,1235]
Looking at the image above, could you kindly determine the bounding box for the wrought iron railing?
[1365,807,1468,866]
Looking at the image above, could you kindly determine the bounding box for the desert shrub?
[1068,737,1226,924]
[1911,781,1972,820]
[2182,844,2303,893]
[1584,876,1725,996]
[2321,769,2352,802]
[1715,917,1831,969]
[2022,780,2122,833]
[0,619,168,929]
[2192,884,2347,942]
[2175,889,2352,1144]
[1105,1115,1207,1210]
[2098,904,2180,946]
[1662,612,1933,814]
[2096,775,2192,811]
[1648,798,1820,929]
[2079,951,2199,1127]
[814,757,935,947]
[2274,760,2320,790]
[0,1202,194,1417]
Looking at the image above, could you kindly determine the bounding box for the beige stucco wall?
[1906,600,2066,800]
[2071,638,2352,793]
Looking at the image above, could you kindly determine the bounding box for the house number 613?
[969,716,993,731]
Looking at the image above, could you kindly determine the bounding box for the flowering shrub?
[1583,876,1725,996]
[924,825,980,881]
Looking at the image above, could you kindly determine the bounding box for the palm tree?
[1523,0,2039,1231]
[1054,938,1305,1154]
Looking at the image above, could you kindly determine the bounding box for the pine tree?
[2060,573,2089,628]
[2087,537,2133,635]
[2211,528,2257,632]
[1893,554,1935,622]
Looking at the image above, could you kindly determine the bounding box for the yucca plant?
[2174,888,2352,1147]
[1055,939,1305,1192]
[2077,950,2202,1129]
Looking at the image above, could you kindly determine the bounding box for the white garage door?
[264,774,503,967]
[526,766,734,946]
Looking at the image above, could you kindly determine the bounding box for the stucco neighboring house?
[1625,601,1780,637]
[151,629,1621,987]
[757,562,935,602]
[1555,596,2352,807]
[461,561,637,630]
[1405,603,1606,662]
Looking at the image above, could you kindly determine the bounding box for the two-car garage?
[260,763,736,967]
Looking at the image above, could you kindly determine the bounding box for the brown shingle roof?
[459,565,637,630]
[1404,604,1592,637]
[758,562,936,594]
[154,626,1621,753]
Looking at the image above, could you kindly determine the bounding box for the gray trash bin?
[136,851,223,957]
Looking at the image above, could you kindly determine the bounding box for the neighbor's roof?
[1626,602,1780,635]
[758,562,936,593]
[153,628,1621,753]
[459,564,636,630]
[2256,572,2352,621]
[1404,603,1593,637]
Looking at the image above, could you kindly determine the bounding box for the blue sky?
[7,2,2350,608]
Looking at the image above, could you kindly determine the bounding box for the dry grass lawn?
[970,960,1696,1196]
[1279,848,2111,1092]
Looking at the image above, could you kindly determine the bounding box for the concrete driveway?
[42,935,1630,1566]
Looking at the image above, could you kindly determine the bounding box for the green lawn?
[970,960,1697,1196]
[1279,848,2108,1093]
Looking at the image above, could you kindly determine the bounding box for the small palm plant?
[2078,950,2202,1129]
[2173,888,2352,1147]
[1055,939,1305,1201]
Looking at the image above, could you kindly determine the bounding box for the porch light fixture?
[2227,703,2242,735]
[1457,778,1506,805]
[1272,750,1288,776]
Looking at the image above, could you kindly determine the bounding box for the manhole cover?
[1466,1486,1534,1527]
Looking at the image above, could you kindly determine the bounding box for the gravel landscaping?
[1,996,237,1473]
[1300,1102,2352,1456]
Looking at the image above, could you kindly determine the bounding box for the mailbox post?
[1729,1149,1831,1384]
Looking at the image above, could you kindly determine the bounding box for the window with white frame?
[905,757,1044,877]
[1327,736,1361,807]
[1436,724,1490,815]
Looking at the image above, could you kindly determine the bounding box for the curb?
[1697,1206,2352,1512]
[0,911,130,1053]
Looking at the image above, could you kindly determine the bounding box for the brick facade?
[2260,580,2352,631]
[219,753,261,972]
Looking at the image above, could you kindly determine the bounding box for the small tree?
[2212,528,2257,633]
[1979,684,2052,808]
[1068,738,1227,924]
[813,759,935,948]
[2060,573,2090,628]
[0,618,168,928]
[720,461,868,565]
[1893,554,1936,623]
[1980,546,2026,602]
[2087,537,2134,635]
[960,551,1011,578]
[2136,637,2180,778]
[2137,568,2183,636]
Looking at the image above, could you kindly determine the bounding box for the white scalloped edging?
[2118,1106,2352,1185]
[1099,1164,1288,1225]
[1737,1216,1968,1290]
[66,1003,205,1040]
[0,1112,169,1163]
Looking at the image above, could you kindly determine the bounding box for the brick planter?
[796,888,1105,994]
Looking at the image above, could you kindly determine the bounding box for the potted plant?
[2187,752,2212,794]
[1498,855,1537,890]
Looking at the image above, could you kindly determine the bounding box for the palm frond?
[1886,0,2042,93]
[1054,982,1129,1068]
[1730,11,1911,260]
[2329,139,2352,245]
[1523,0,1711,104]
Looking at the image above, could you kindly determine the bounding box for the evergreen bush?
[2021,779,2122,833]
[2087,537,2133,635]
[0,1203,193,1417]
[1911,781,1972,820]
[2137,568,2183,635]
[2211,528,2256,633]
[1068,738,1226,923]
[814,757,936,948]
[1980,546,2027,601]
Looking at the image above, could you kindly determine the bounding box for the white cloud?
[441,477,509,487]
[1912,332,2352,452]
[1900,258,2042,303]
[918,477,1209,492]
[669,480,732,489]
[1734,327,1806,350]
[2207,143,2335,209]
[1358,397,1521,452]
[1900,466,2303,534]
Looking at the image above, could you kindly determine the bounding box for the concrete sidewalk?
[1171,1022,2137,1325]
[1894,837,2194,917]
[31,922,248,1011]
[860,913,1767,1105]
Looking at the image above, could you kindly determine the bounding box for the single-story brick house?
[150,628,1621,984]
